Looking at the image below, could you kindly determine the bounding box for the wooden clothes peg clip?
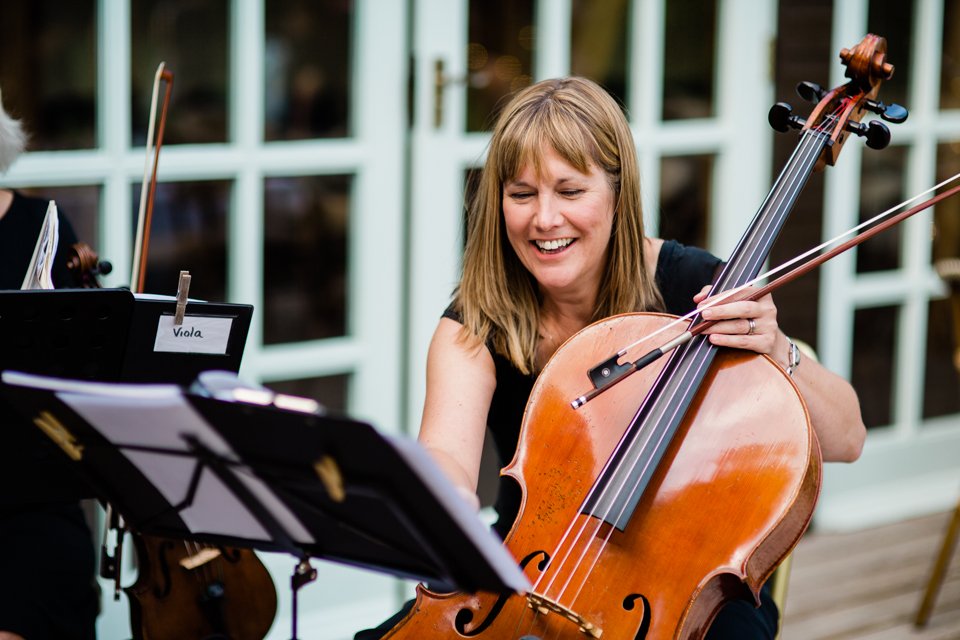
[174,270,191,326]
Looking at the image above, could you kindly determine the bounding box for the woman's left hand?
[693,285,785,362]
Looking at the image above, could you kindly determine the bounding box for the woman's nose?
[534,195,563,230]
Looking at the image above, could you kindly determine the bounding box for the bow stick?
[571,179,960,409]
[130,62,174,294]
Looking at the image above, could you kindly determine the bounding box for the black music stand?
[0,370,530,638]
[0,289,252,505]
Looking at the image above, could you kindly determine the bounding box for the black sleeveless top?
[443,239,721,537]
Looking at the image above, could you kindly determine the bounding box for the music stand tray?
[0,370,530,595]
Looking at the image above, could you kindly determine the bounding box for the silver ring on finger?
[747,318,756,335]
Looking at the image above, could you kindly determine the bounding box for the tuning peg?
[796,81,826,104]
[862,99,909,124]
[848,119,891,150]
[769,102,806,133]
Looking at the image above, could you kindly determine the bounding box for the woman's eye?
[560,189,583,197]
[509,192,533,201]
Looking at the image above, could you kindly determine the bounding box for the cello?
[384,34,900,639]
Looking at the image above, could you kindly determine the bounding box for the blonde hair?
[455,77,662,374]
[0,88,26,174]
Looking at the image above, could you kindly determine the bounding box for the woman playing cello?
[358,75,866,639]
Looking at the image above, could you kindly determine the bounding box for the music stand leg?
[290,557,318,640]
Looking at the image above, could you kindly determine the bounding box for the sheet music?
[1,371,314,544]
[385,435,531,593]
[20,200,59,290]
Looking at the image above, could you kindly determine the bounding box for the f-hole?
[622,593,651,639]
[454,549,549,636]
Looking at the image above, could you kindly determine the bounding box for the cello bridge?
[526,592,602,638]
[178,547,222,570]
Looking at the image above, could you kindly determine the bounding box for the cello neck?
[713,129,829,292]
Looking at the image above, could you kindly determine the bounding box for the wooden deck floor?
[780,509,960,639]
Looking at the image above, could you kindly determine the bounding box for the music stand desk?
[0,370,530,596]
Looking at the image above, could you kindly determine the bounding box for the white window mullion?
[630,0,664,235]
[711,0,776,256]
[99,0,132,288]
[899,0,946,434]
[821,0,868,380]
[535,0,571,80]
[230,0,265,379]
[350,0,407,430]
[406,0,470,432]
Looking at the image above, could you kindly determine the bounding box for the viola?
[91,62,278,640]
[66,241,112,289]
[384,34,900,640]
[126,535,277,640]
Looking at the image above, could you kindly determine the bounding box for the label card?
[154,315,233,355]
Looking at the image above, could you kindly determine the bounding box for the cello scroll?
[768,33,907,169]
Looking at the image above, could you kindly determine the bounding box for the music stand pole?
[182,435,317,640]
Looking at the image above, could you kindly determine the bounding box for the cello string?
[529,119,835,612]
[537,100,847,613]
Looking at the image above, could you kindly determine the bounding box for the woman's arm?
[696,288,866,462]
[417,317,498,510]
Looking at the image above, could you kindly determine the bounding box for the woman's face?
[502,145,615,303]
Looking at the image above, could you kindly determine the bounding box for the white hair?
[0,88,27,174]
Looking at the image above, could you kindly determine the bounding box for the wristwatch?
[786,338,801,376]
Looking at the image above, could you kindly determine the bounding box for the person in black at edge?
[355,77,866,639]
[0,88,99,640]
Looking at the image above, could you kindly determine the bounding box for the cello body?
[385,312,820,640]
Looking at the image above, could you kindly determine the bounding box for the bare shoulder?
[428,317,496,376]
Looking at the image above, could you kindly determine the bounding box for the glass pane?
[570,0,629,105]
[922,298,960,420]
[132,180,230,301]
[659,154,713,249]
[866,0,914,108]
[941,0,960,109]
[933,143,960,267]
[929,143,960,420]
[263,175,350,344]
[466,0,534,132]
[131,0,229,145]
[265,0,353,140]
[856,145,906,273]
[0,1,96,150]
[265,374,349,414]
[852,305,898,429]
[662,0,717,120]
